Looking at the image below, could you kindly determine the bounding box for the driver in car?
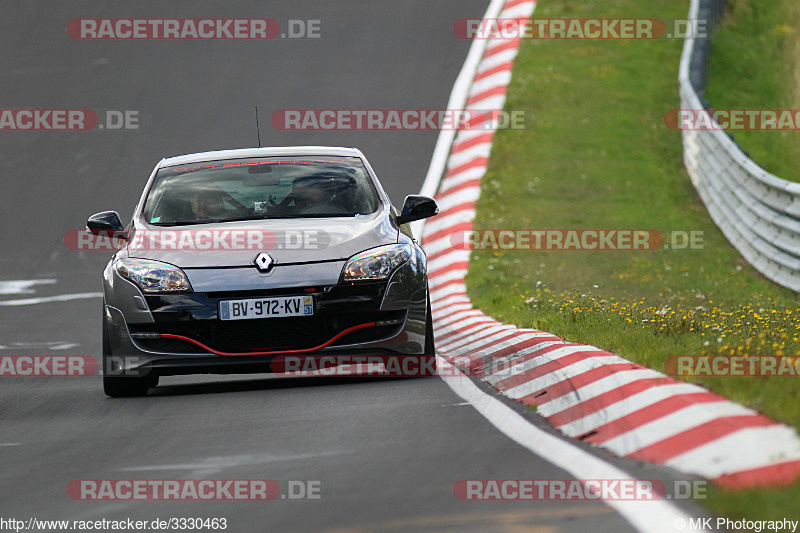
[190,189,225,220]
[282,178,328,212]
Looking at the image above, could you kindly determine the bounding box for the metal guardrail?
[680,0,800,291]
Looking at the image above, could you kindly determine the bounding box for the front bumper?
[103,259,428,377]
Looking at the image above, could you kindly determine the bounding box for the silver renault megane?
[87,146,438,397]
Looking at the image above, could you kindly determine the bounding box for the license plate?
[218,296,314,321]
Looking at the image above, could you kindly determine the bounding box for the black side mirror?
[87,211,125,235]
[396,195,439,225]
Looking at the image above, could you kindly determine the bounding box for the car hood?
[126,213,398,268]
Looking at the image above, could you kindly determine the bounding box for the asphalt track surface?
[1,2,714,531]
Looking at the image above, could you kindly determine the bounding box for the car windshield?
[141,156,382,225]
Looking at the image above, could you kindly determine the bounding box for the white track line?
[411,0,506,237]
[0,292,103,306]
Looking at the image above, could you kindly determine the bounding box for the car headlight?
[342,244,412,282]
[115,258,192,293]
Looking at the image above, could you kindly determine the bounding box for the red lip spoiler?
[159,322,377,357]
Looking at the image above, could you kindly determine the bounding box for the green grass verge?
[464,0,800,520]
[706,0,800,180]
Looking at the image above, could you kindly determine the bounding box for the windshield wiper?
[270,213,353,219]
[215,216,267,223]
[150,220,204,227]
[150,219,231,226]
[151,214,353,226]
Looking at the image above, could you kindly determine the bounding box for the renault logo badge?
[254,252,274,272]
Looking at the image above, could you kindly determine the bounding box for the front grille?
[129,310,406,354]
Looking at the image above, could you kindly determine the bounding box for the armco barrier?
[680,0,800,291]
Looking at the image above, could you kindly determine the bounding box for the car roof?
[158,146,365,168]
